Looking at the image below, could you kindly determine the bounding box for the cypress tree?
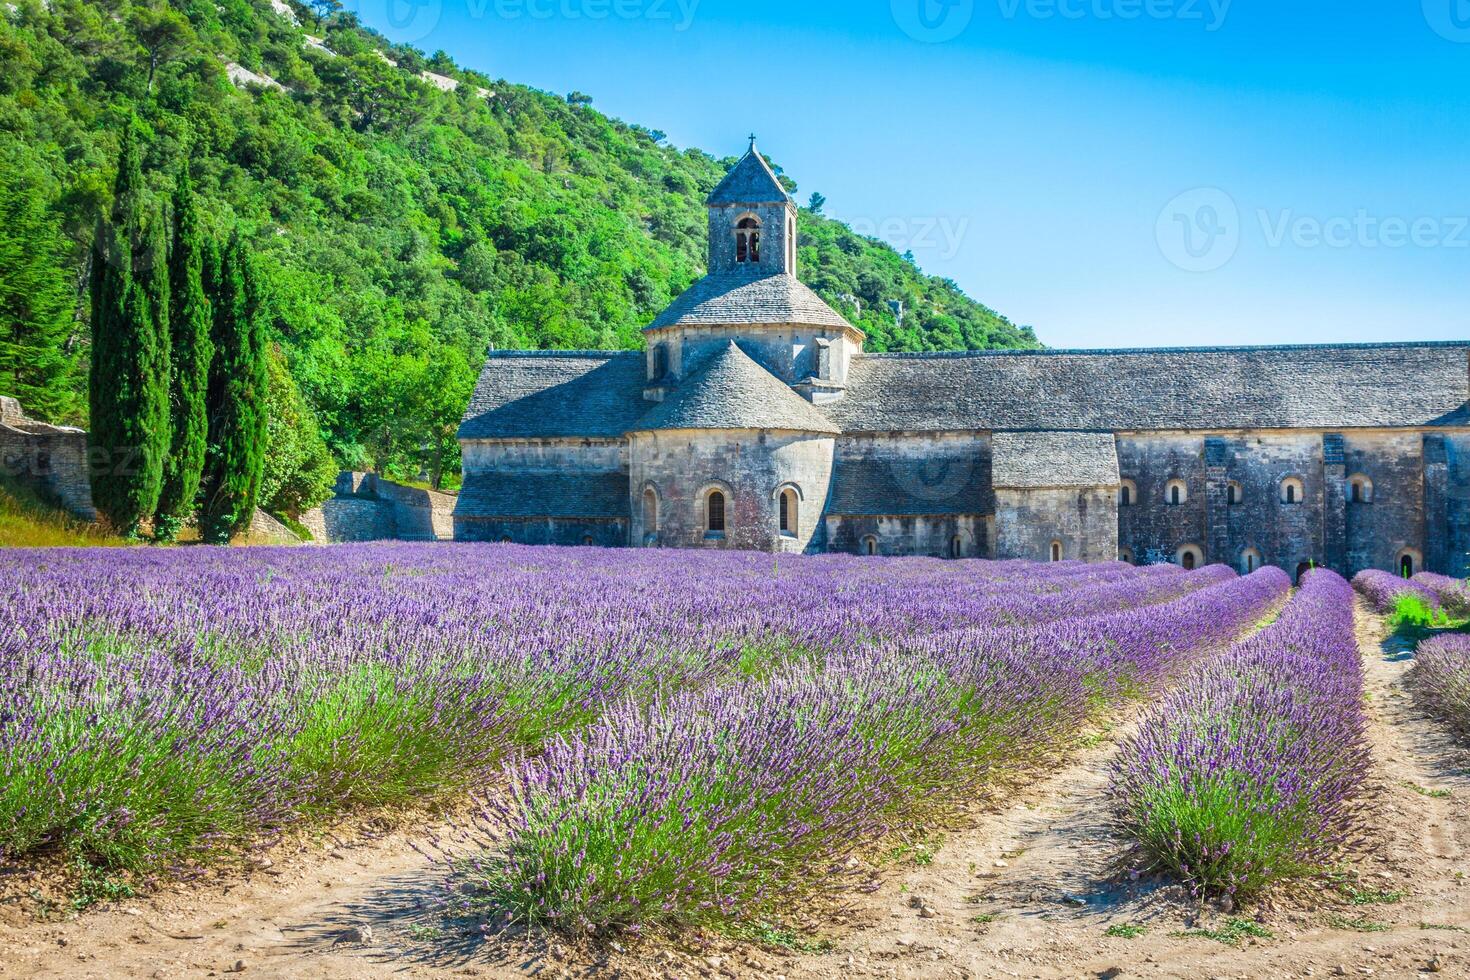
[200,233,268,543]
[154,173,213,542]
[88,117,169,536]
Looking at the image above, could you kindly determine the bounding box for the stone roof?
[707,146,791,205]
[455,470,629,519]
[826,343,1470,433]
[648,273,853,330]
[991,432,1120,489]
[829,456,994,516]
[458,352,646,440]
[632,341,840,434]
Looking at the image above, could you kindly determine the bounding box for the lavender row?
[1412,573,1470,618]
[1352,568,1439,615]
[459,567,1290,933]
[1410,634,1470,740]
[1111,568,1369,900]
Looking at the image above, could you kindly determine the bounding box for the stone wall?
[825,514,990,558]
[0,397,94,519]
[299,472,456,543]
[629,429,835,553]
[454,516,627,547]
[995,487,1118,562]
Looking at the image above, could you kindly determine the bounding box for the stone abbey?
[456,143,1470,578]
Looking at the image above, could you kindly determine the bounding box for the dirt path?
[2,604,1467,979]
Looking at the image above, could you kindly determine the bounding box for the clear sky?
[347,0,1470,349]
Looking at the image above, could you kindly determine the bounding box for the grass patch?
[68,855,137,912]
[1420,922,1469,933]
[1341,887,1404,906]
[732,921,833,953]
[1404,781,1453,799]
[0,481,127,548]
[1105,923,1147,938]
[1328,915,1389,933]
[1175,917,1273,946]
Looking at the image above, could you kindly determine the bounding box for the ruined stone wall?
[995,488,1118,563]
[630,429,834,553]
[0,398,94,519]
[299,471,456,543]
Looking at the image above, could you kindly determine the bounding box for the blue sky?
[348,0,1470,349]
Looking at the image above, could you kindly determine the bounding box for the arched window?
[1227,481,1243,506]
[1165,479,1188,506]
[1119,479,1137,507]
[1280,477,1305,505]
[863,535,878,556]
[778,487,798,536]
[951,535,964,559]
[642,487,659,535]
[1178,545,1202,570]
[1119,547,1135,564]
[736,217,761,263]
[706,489,727,535]
[582,535,594,547]
[1296,560,1316,584]
[1398,550,1421,578]
[1349,474,1374,504]
[1240,548,1262,574]
[1050,541,1063,563]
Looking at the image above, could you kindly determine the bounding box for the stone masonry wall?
[630,429,835,553]
[995,487,1118,562]
[0,397,95,519]
[299,471,456,543]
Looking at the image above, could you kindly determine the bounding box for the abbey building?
[456,143,1470,578]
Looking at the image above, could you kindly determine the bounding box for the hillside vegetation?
[0,0,1038,485]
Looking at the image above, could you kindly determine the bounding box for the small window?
[1165,479,1188,506]
[642,487,659,534]
[1240,548,1262,574]
[1281,477,1305,505]
[1349,474,1374,504]
[706,490,726,534]
[1398,550,1420,578]
[1119,479,1137,507]
[582,535,594,547]
[863,534,878,556]
[736,217,761,263]
[778,487,798,536]
[1227,481,1242,506]
[1296,560,1316,584]
[1050,541,1063,563]
[1119,547,1134,564]
[951,535,963,559]
[1178,545,1203,570]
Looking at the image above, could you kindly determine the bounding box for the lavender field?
[0,544,1402,939]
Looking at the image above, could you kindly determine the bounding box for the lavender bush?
[1353,568,1439,615]
[1410,634,1470,739]
[1112,568,1370,900]
[1413,573,1470,619]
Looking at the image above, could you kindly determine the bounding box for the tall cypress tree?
[200,233,268,543]
[88,117,169,536]
[154,173,213,542]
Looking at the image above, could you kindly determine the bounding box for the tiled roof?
[632,341,841,434]
[825,343,1470,432]
[707,146,791,205]
[648,272,853,330]
[991,432,1120,489]
[458,352,646,440]
[453,470,628,519]
[829,456,994,516]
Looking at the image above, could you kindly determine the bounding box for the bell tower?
[705,137,798,278]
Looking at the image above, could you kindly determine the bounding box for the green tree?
[0,142,78,422]
[260,347,336,518]
[200,233,269,543]
[154,172,213,542]
[807,192,826,215]
[88,118,169,537]
[128,3,194,95]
